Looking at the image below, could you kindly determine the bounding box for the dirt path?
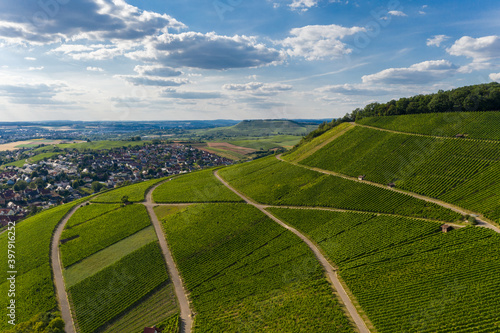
[143,183,193,333]
[276,155,500,234]
[51,204,81,333]
[214,171,371,333]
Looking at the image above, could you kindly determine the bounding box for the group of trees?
[300,83,500,145]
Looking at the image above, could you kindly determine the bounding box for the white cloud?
[289,0,318,11]
[118,75,189,87]
[223,82,292,96]
[87,66,104,72]
[427,35,450,47]
[362,60,457,85]
[28,66,44,71]
[127,32,283,70]
[490,73,500,82]
[317,83,392,96]
[447,36,500,73]
[134,65,182,77]
[161,89,222,100]
[0,83,66,105]
[51,43,126,60]
[281,24,365,60]
[388,10,407,17]
[24,57,36,61]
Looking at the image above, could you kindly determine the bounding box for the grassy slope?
[91,178,167,203]
[153,168,243,203]
[228,135,302,150]
[219,156,461,221]
[64,226,156,287]
[268,208,500,333]
[162,203,355,332]
[0,198,87,331]
[357,111,500,140]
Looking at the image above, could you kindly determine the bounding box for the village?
[0,142,232,227]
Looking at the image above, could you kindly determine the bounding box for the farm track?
[276,154,500,234]
[143,182,194,333]
[51,204,82,333]
[214,170,371,333]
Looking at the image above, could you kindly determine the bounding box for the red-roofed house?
[143,326,162,333]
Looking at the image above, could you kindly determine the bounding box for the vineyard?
[65,203,121,228]
[91,178,168,203]
[219,156,461,221]
[161,203,355,332]
[60,204,152,267]
[68,242,169,333]
[299,126,500,221]
[0,198,86,330]
[153,168,243,203]
[356,111,500,140]
[268,207,500,332]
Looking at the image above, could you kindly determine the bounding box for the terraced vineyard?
[357,111,500,140]
[60,204,151,267]
[68,242,169,333]
[161,203,355,332]
[297,125,500,222]
[219,156,461,221]
[268,208,500,332]
[91,178,167,203]
[153,168,243,203]
[0,198,87,330]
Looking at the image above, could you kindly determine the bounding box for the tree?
[91,181,105,193]
[121,195,129,204]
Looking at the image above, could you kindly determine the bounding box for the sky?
[0,0,499,121]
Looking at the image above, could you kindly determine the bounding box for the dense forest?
[301,82,500,144]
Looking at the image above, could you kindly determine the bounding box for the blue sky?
[0,0,499,121]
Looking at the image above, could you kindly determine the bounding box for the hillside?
[3,111,500,333]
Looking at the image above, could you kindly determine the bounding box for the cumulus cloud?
[86,66,104,72]
[289,0,318,11]
[51,43,126,60]
[118,75,189,87]
[28,66,44,71]
[362,60,457,85]
[223,82,292,96]
[127,32,283,70]
[0,83,66,104]
[388,10,407,17]
[0,0,185,44]
[281,24,365,60]
[490,73,500,82]
[161,89,222,99]
[446,36,500,73]
[427,35,450,47]
[134,65,182,77]
[24,57,36,61]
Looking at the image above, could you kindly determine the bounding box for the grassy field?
[34,140,150,152]
[91,178,168,203]
[65,203,121,228]
[228,134,302,150]
[60,204,152,267]
[268,208,500,332]
[68,242,169,333]
[153,168,243,203]
[64,226,157,287]
[161,203,355,332]
[153,205,188,221]
[0,198,87,330]
[219,156,461,221]
[357,111,500,140]
[283,122,354,162]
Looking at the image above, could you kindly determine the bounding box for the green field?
[0,198,87,330]
[357,111,500,140]
[34,140,150,152]
[91,178,167,203]
[68,242,169,333]
[60,204,152,267]
[219,156,461,221]
[153,168,243,203]
[267,208,500,332]
[64,226,157,287]
[228,134,302,150]
[65,203,121,228]
[282,122,354,162]
[161,203,355,332]
[299,125,500,221]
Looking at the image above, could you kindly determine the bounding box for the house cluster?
[0,143,232,227]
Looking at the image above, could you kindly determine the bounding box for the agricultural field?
[34,140,150,152]
[153,168,243,203]
[60,204,152,267]
[357,111,500,140]
[161,203,355,332]
[65,203,121,228]
[0,198,87,330]
[219,156,461,221]
[68,242,169,333]
[64,226,157,287]
[268,208,500,332]
[228,134,302,150]
[282,122,354,162]
[91,178,167,203]
[299,126,500,220]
